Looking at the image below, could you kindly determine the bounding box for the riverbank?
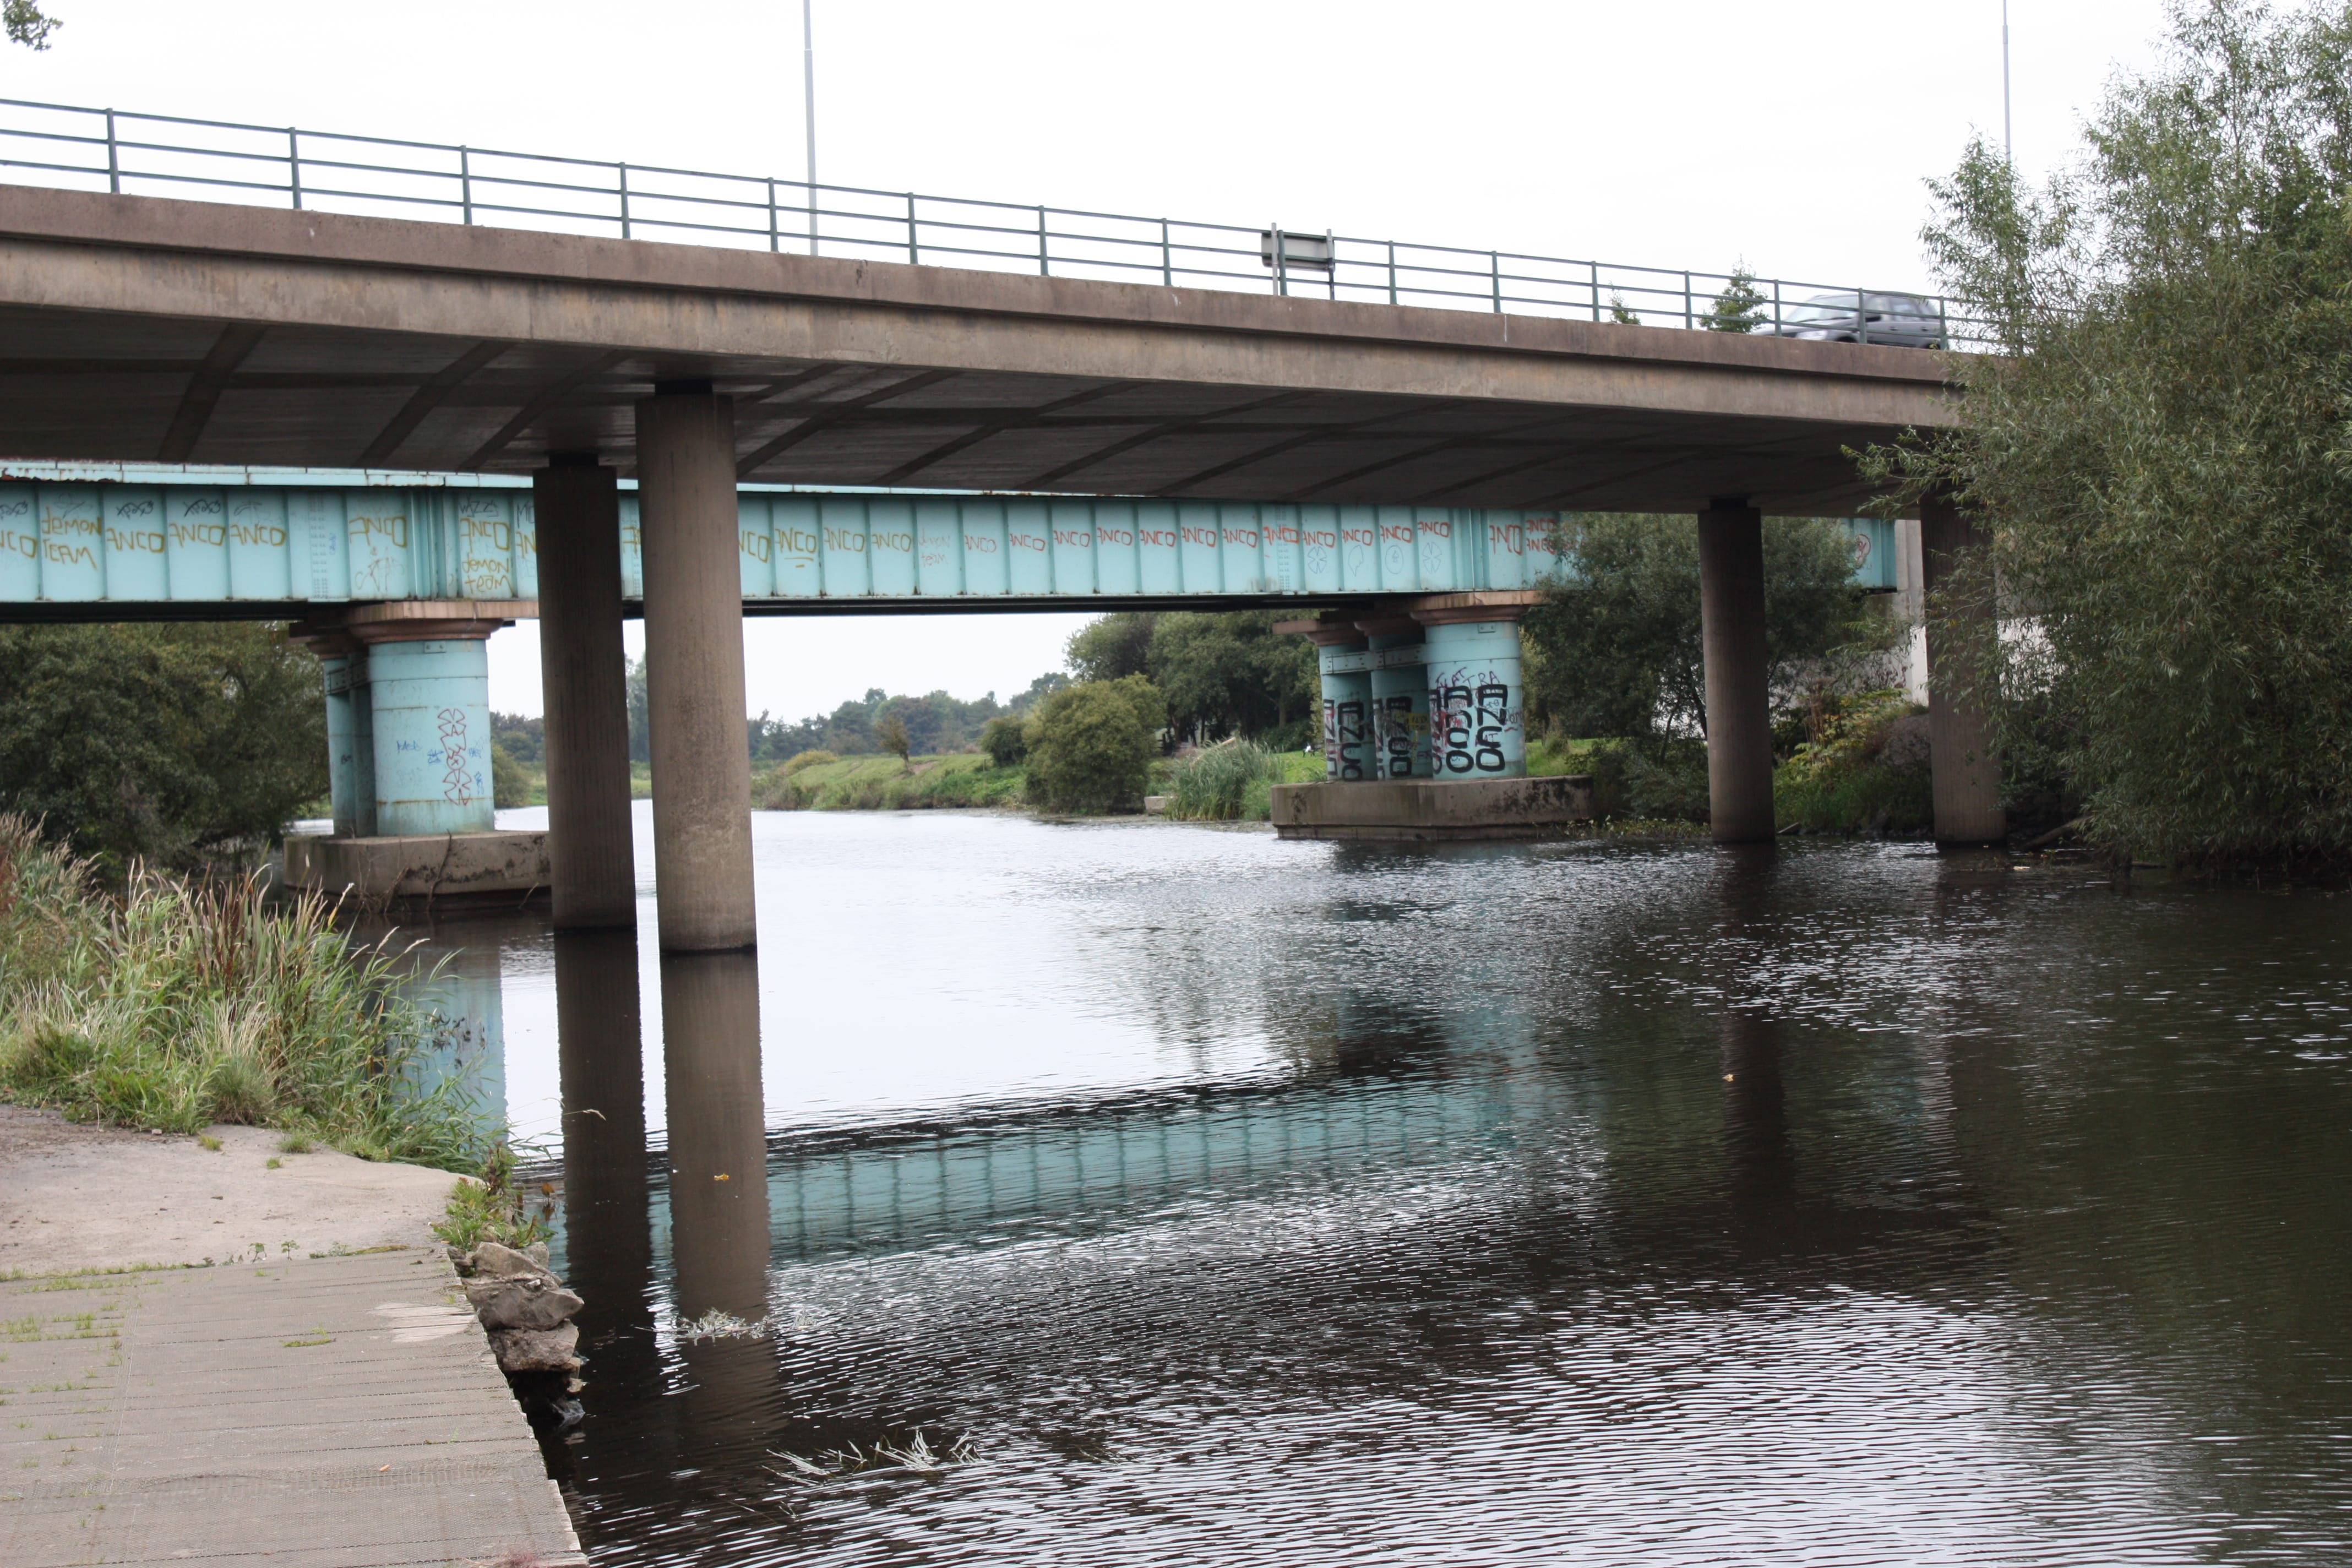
[0,1105,459,1275]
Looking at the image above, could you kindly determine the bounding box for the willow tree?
[1874,0,2352,863]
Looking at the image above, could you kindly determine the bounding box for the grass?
[752,753,1026,812]
[429,1142,551,1252]
[1161,741,1321,820]
[0,815,494,1173]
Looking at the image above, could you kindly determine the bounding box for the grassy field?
[753,753,1025,811]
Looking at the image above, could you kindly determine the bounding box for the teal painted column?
[1418,610,1528,780]
[351,616,505,837]
[1314,638,1375,782]
[1358,615,1430,780]
[290,624,376,838]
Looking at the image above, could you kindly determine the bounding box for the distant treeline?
[510,663,1075,766]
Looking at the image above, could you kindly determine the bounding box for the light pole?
[803,0,819,253]
[2002,0,2013,164]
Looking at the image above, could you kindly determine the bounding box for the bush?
[782,749,838,777]
[1578,739,1712,823]
[0,815,488,1169]
[0,623,326,878]
[1773,690,1934,834]
[1025,676,1167,813]
[979,715,1028,768]
[1165,739,1286,820]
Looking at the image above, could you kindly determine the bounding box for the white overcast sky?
[8,0,2177,718]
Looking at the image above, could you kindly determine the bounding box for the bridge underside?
[0,188,1953,516]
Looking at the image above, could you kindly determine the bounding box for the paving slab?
[0,1248,585,1567]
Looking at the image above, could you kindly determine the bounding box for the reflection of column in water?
[555,930,657,1385]
[396,927,508,1135]
[1713,843,1796,1218]
[660,951,776,1451]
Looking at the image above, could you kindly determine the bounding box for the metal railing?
[0,97,1991,349]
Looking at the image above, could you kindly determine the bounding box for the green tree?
[6,1,60,50]
[1871,0,2352,863]
[1706,264,1769,333]
[1067,609,1317,742]
[1023,675,1167,812]
[978,714,1028,767]
[1522,514,1874,743]
[875,712,912,770]
[0,623,325,876]
[1066,613,1157,683]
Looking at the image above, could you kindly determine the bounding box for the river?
[412,805,2352,1565]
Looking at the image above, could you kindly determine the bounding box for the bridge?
[0,102,2000,956]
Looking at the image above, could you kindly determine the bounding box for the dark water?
[444,808,2352,1565]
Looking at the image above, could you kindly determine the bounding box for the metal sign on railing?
[0,97,1988,349]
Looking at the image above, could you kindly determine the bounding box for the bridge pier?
[346,607,505,838]
[290,625,377,839]
[637,383,758,952]
[1359,616,1430,780]
[535,456,637,930]
[1697,498,1776,843]
[1415,600,1528,780]
[1920,493,2006,845]
[1304,625,1375,782]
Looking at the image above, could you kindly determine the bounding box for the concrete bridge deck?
[0,185,1952,516]
[0,1248,584,1568]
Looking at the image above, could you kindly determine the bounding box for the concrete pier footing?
[637,384,759,952]
[1270,775,1594,840]
[535,456,638,930]
[281,829,550,911]
[1920,492,2007,845]
[1697,498,1776,844]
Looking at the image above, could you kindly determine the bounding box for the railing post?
[906,192,917,265]
[288,128,302,210]
[1036,206,1048,276]
[1161,217,1172,287]
[1772,277,1783,334]
[1490,251,1501,313]
[1273,224,1287,297]
[618,162,631,239]
[1684,271,1694,329]
[1858,286,1870,345]
[1387,239,1397,306]
[459,146,473,225]
[767,177,778,253]
[104,108,118,194]
[1589,259,1600,322]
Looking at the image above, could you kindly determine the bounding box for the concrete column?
[349,616,505,838]
[1920,492,2006,845]
[1697,498,1775,843]
[636,383,757,952]
[1302,628,1373,781]
[535,456,637,930]
[291,624,377,838]
[1416,609,1528,779]
[1358,614,1430,780]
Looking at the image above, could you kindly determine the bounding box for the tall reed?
[1164,739,1284,821]
[0,816,487,1170]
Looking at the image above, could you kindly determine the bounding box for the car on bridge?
[1762,291,1947,349]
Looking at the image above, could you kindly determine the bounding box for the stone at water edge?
[491,1321,581,1374]
[465,1273,585,1332]
[470,1240,555,1282]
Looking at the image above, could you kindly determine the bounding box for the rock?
[446,1243,474,1275]
[524,1242,551,1270]
[469,1240,553,1282]
[489,1322,580,1374]
[465,1273,584,1331]
[1877,713,1932,772]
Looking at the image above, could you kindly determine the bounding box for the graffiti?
[438,709,476,807]
[170,518,228,547]
[776,525,819,559]
[870,530,914,553]
[0,529,35,559]
[1488,520,1525,556]
[41,540,96,569]
[1332,699,1370,781]
[228,521,288,548]
[1095,526,1135,548]
[106,526,166,554]
[1433,682,1516,775]
[1375,695,1419,779]
[347,511,408,549]
[1850,529,1874,569]
[1180,524,1219,548]
[739,529,772,562]
[1137,526,1177,549]
[820,526,869,553]
[962,533,1000,555]
[1050,527,1094,548]
[1221,527,1261,550]
[1008,530,1048,553]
